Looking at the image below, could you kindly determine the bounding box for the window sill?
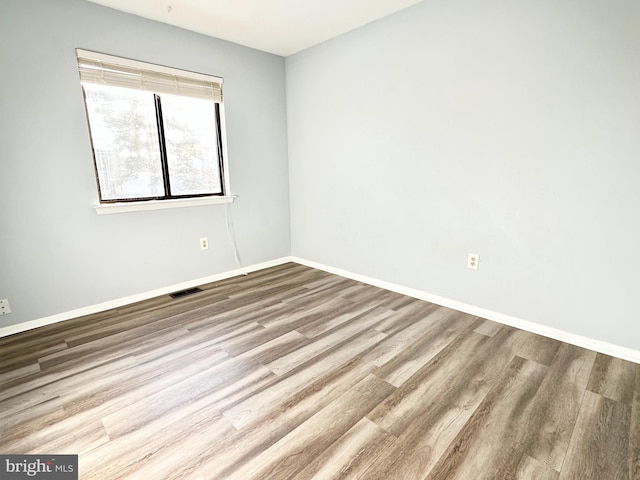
[93,196,236,215]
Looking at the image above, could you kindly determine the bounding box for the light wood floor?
[1,263,638,479]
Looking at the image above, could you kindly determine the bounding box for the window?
[77,49,229,204]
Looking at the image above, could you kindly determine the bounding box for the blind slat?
[77,51,223,102]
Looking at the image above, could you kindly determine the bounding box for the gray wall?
[287,0,640,350]
[0,0,290,328]
[2,0,639,353]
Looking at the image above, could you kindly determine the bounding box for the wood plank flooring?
[0,262,638,479]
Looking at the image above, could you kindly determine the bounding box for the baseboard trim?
[4,255,638,364]
[0,257,291,339]
[291,256,640,364]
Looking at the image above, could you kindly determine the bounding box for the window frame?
[76,49,232,209]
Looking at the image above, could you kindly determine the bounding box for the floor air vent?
[169,287,203,299]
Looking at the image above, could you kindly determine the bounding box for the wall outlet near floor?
[468,253,479,270]
[200,237,209,250]
[0,299,11,315]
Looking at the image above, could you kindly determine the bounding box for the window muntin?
[77,50,226,203]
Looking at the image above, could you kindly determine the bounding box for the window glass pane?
[83,84,163,200]
[161,94,222,196]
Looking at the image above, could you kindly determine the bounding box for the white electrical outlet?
[0,299,11,315]
[200,237,209,250]
[468,253,479,270]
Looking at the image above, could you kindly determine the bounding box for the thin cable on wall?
[225,201,247,276]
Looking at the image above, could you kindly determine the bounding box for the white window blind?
[76,49,223,102]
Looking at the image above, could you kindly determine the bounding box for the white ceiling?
[86,0,424,56]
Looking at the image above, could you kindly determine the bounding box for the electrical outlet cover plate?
[0,299,11,315]
[468,253,479,270]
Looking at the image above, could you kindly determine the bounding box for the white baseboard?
[291,256,640,364]
[3,255,638,364]
[0,257,291,339]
